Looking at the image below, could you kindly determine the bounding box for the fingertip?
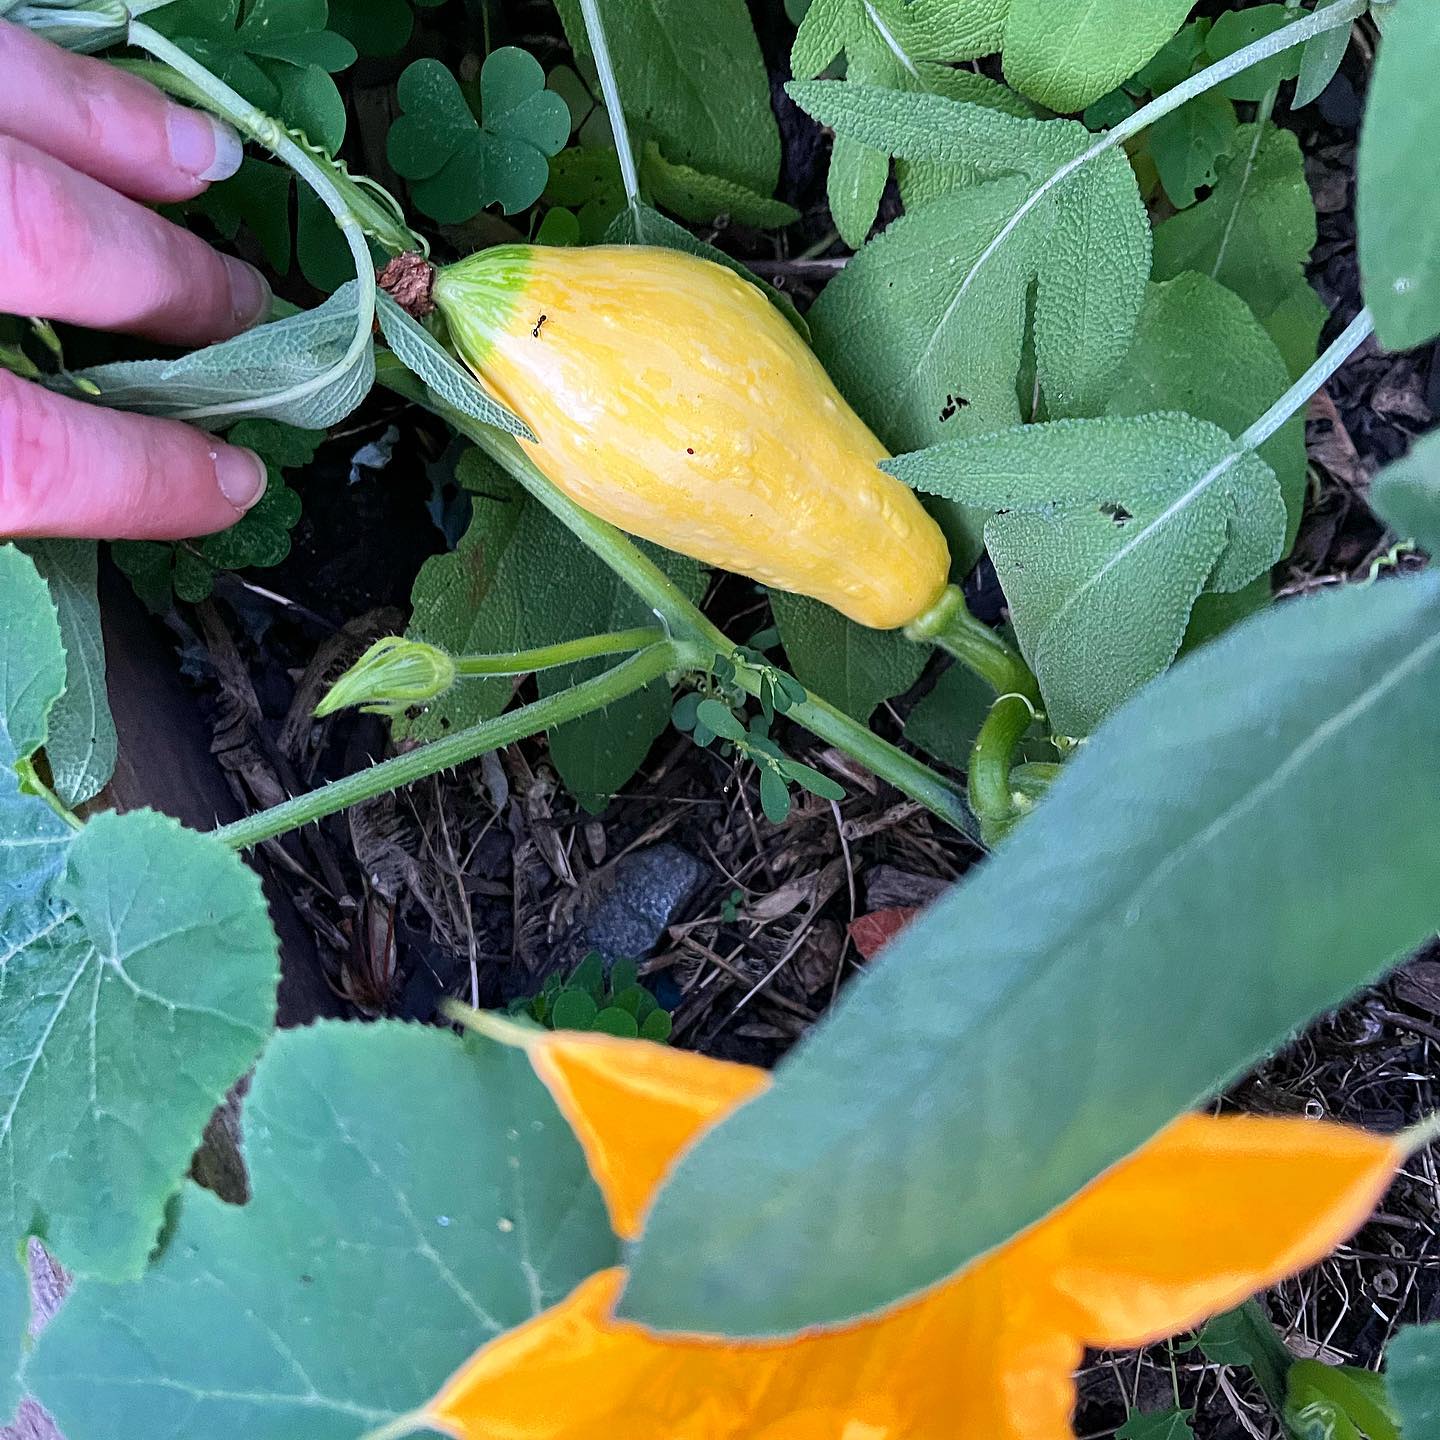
[210,443,268,514]
[165,107,244,188]
[221,254,272,333]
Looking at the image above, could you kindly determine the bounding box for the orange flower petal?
[426,1261,1080,1440]
[427,1032,1402,1440]
[527,1032,768,1239]
[1016,1113,1403,1349]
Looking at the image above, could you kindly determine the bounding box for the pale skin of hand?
[0,20,275,541]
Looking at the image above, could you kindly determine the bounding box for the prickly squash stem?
[454,629,666,676]
[373,358,980,839]
[216,643,687,851]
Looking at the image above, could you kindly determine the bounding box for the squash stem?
[215,643,686,851]
[454,628,665,676]
[967,694,1037,847]
[375,356,980,840]
[906,586,1041,705]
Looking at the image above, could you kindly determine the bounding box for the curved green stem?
[126,21,379,426]
[456,628,664,676]
[967,695,1037,846]
[375,357,977,837]
[216,642,685,851]
[778,684,978,839]
[906,586,1041,704]
[112,58,418,258]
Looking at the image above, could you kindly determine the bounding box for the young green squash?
[430,244,952,631]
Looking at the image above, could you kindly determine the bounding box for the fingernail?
[212,445,267,512]
[166,108,244,183]
[223,254,272,330]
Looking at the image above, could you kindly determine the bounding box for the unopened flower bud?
[316,637,458,719]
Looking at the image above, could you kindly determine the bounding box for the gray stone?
[576,843,709,965]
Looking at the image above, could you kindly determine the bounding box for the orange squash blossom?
[429,245,953,631]
[418,1029,1403,1440]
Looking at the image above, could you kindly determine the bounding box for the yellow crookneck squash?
[426,244,952,631]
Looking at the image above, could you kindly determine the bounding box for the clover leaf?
[388,50,571,222]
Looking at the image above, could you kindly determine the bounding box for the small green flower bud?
[315,637,458,719]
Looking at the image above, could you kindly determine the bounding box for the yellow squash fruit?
[430,244,952,631]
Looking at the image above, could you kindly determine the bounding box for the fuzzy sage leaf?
[624,567,1440,1336]
[62,282,375,430]
[376,292,533,439]
[889,413,1286,736]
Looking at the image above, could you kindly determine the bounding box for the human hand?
[0,20,274,541]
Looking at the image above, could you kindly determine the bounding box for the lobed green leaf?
[388,52,570,222]
[29,1024,618,1440]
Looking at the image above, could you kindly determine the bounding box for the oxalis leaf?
[28,1023,619,1440]
[889,412,1286,736]
[622,566,1440,1336]
[388,51,570,222]
[63,282,374,430]
[150,0,355,145]
[376,293,533,439]
[795,83,1150,555]
[0,544,277,1366]
[1357,0,1440,349]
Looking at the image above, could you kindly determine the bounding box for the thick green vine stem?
[374,357,979,840]
[905,585,1041,704]
[216,642,688,851]
[967,695,1039,847]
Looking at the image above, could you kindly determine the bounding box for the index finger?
[0,20,242,204]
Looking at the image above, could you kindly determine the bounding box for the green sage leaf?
[1357,0,1440,349]
[624,567,1440,1335]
